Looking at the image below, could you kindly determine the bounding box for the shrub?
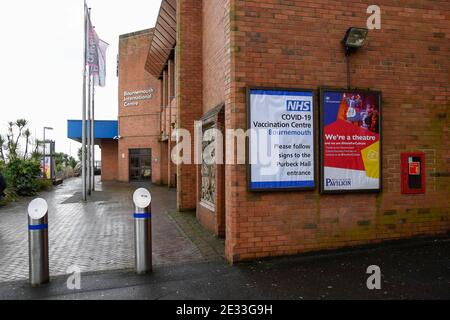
[37,178,53,192]
[0,187,18,206]
[3,158,41,196]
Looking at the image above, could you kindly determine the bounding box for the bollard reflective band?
[28,224,48,231]
[133,213,151,219]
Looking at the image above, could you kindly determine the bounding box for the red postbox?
[401,152,425,194]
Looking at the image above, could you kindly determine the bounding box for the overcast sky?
[0,0,161,158]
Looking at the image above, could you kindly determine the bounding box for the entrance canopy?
[67,120,118,145]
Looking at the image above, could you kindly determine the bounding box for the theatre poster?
[320,88,382,193]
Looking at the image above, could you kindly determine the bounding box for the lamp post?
[42,127,53,179]
[342,27,369,89]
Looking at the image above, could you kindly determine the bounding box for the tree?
[4,119,29,160]
[0,134,5,162]
[63,153,69,167]
[54,152,64,174]
[6,121,15,158]
[22,128,31,160]
[14,119,28,151]
[69,156,78,169]
[54,152,74,174]
[32,138,42,159]
[0,119,53,203]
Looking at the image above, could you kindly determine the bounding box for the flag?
[86,8,109,87]
[86,13,99,71]
[92,39,109,87]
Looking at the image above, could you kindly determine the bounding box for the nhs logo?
[286,100,311,112]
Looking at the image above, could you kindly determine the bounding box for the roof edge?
[120,28,155,39]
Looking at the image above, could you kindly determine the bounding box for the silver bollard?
[133,188,152,274]
[27,198,50,286]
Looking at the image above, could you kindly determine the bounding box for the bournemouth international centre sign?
[123,88,155,107]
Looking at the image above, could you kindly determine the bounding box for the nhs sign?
[286,100,311,112]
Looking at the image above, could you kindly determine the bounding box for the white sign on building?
[123,88,155,107]
[248,88,316,191]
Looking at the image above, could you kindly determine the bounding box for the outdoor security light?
[342,27,368,56]
[342,27,369,89]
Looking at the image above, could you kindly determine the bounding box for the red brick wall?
[195,0,229,236]
[157,59,177,187]
[117,137,161,183]
[168,59,177,188]
[202,0,227,112]
[159,78,169,186]
[160,141,169,185]
[118,29,162,183]
[100,140,118,181]
[196,112,226,237]
[168,98,177,187]
[176,0,204,210]
[197,204,217,234]
[224,0,450,262]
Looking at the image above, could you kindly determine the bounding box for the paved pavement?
[0,238,448,300]
[0,177,224,282]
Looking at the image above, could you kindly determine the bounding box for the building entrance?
[129,148,152,181]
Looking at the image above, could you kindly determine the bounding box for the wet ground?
[0,238,448,300]
[0,177,224,282]
[1,178,448,299]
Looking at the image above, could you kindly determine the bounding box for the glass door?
[129,149,152,181]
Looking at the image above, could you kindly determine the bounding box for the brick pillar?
[168,59,175,188]
[224,0,238,263]
[159,78,169,186]
[176,0,203,211]
[162,69,168,136]
[159,78,164,137]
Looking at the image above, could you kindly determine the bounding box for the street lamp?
[342,27,368,89]
[42,127,53,179]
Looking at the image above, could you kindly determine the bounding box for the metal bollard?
[27,198,50,286]
[133,188,152,274]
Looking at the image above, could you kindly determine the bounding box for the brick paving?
[168,211,225,261]
[0,177,223,282]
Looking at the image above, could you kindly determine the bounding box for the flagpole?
[84,8,107,195]
[91,25,96,193]
[87,72,92,196]
[91,80,95,191]
[81,0,88,201]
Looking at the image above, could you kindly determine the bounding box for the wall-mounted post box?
[401,152,425,194]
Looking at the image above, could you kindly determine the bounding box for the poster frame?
[319,87,383,194]
[246,86,318,192]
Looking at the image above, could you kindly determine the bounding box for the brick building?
[144,0,449,263]
[96,29,168,185]
[69,28,175,186]
[116,29,164,184]
[73,0,448,264]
